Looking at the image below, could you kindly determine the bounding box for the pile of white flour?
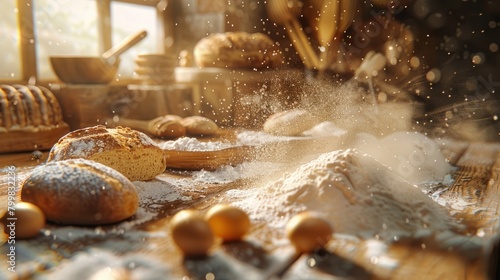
[227,149,462,243]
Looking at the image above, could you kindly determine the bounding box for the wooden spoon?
[101,30,147,65]
[267,0,319,69]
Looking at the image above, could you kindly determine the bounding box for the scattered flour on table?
[160,137,233,151]
[302,121,348,137]
[236,130,306,146]
[49,249,171,280]
[161,131,311,151]
[133,178,192,206]
[191,161,285,184]
[227,149,463,243]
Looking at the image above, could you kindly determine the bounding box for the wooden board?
[0,137,499,279]
[0,125,69,154]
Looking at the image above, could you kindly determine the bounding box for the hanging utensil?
[267,0,319,69]
[316,0,340,70]
[338,0,356,34]
[311,0,356,71]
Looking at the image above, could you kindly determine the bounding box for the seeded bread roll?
[20,159,139,225]
[47,125,166,181]
[193,32,283,69]
[180,116,219,136]
[263,109,319,136]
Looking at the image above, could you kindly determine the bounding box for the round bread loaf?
[180,116,219,136]
[20,159,139,225]
[263,109,320,136]
[47,125,166,181]
[193,32,283,69]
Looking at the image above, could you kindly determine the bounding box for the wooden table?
[0,135,499,279]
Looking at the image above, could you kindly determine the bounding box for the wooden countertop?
[0,134,499,279]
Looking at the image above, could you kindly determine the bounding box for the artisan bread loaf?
[0,84,67,132]
[193,32,283,69]
[148,115,186,138]
[20,159,138,225]
[180,116,219,136]
[47,125,166,181]
[263,109,319,136]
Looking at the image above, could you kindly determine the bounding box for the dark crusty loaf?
[21,158,139,225]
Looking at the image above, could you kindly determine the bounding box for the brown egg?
[285,212,333,253]
[1,202,45,239]
[205,204,250,241]
[170,209,214,256]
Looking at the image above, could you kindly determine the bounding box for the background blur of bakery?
[1,0,500,152]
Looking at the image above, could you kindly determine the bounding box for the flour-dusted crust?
[263,109,319,136]
[193,32,283,69]
[20,159,139,225]
[180,116,219,136]
[47,125,166,181]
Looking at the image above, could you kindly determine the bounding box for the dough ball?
[263,109,319,136]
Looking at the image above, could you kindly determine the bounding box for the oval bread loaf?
[193,32,283,69]
[263,109,319,136]
[148,116,186,139]
[20,159,139,225]
[47,125,166,181]
[180,116,219,136]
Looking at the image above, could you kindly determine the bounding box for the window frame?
[5,0,165,86]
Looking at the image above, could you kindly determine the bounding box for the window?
[33,0,99,80]
[0,0,161,84]
[0,0,22,80]
[111,1,159,79]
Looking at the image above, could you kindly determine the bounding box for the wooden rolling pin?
[106,115,186,139]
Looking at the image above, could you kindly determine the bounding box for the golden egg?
[205,204,250,241]
[285,212,333,253]
[1,202,46,239]
[170,209,214,256]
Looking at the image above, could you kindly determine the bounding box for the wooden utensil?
[338,0,356,34]
[266,0,319,69]
[308,0,356,71]
[106,115,186,139]
[102,30,148,65]
[50,30,147,84]
[164,145,256,170]
[316,0,339,70]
